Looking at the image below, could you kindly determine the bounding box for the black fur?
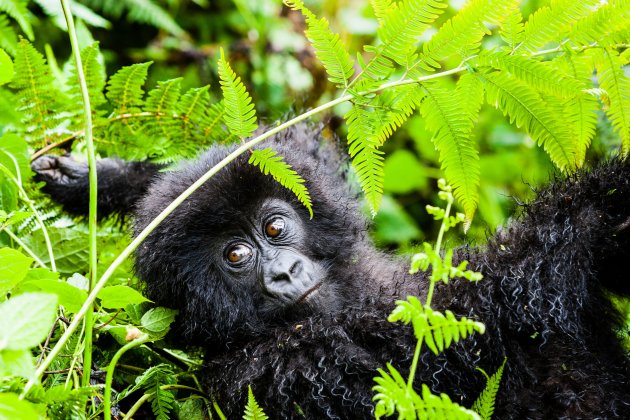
[33,125,630,418]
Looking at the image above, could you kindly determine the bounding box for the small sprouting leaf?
[0,292,57,350]
[141,307,178,334]
[472,358,507,419]
[243,385,269,420]
[98,285,150,309]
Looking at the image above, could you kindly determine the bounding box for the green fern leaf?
[456,73,484,128]
[567,0,630,47]
[553,54,598,163]
[218,48,258,139]
[150,386,175,420]
[420,80,480,221]
[362,0,447,79]
[0,14,18,55]
[419,0,517,71]
[595,49,630,156]
[93,0,184,36]
[478,71,577,171]
[0,0,34,40]
[106,61,152,114]
[249,148,313,218]
[499,7,524,50]
[518,0,599,52]
[285,0,354,88]
[10,38,67,146]
[177,86,230,143]
[472,358,507,420]
[243,386,269,420]
[389,296,485,355]
[67,42,106,111]
[375,84,424,146]
[370,0,395,24]
[145,78,182,148]
[477,51,581,97]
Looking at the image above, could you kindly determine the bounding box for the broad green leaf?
[0,348,34,378]
[141,307,178,334]
[0,293,57,350]
[17,279,87,313]
[24,228,88,275]
[0,247,33,297]
[0,48,12,85]
[98,285,150,309]
[0,393,41,420]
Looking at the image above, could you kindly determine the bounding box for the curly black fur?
[33,125,630,418]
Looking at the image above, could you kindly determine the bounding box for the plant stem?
[122,393,152,420]
[23,64,467,396]
[104,335,151,420]
[2,228,47,268]
[59,0,98,388]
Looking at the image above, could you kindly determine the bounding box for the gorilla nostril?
[289,261,302,276]
[272,273,291,283]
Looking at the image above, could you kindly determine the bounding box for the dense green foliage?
[0,0,627,418]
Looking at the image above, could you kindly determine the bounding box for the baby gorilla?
[33,125,630,418]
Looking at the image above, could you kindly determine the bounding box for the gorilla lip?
[296,281,323,304]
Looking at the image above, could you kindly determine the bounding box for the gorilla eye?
[226,243,253,264]
[265,218,285,238]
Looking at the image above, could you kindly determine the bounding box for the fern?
[10,38,67,147]
[567,0,630,47]
[83,0,184,36]
[518,0,599,52]
[0,0,33,41]
[248,148,313,218]
[285,0,354,89]
[389,296,485,355]
[419,0,517,71]
[472,358,507,420]
[0,14,18,55]
[106,61,152,114]
[499,7,524,51]
[218,48,258,139]
[478,71,576,171]
[370,0,394,24]
[243,386,269,420]
[373,367,480,420]
[67,42,106,113]
[177,86,231,145]
[145,78,182,143]
[132,364,177,420]
[420,80,480,221]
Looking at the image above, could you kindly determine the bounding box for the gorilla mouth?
[296,281,324,304]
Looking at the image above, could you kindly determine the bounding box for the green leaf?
[141,307,178,334]
[0,393,41,420]
[243,385,269,420]
[0,247,33,297]
[249,148,313,218]
[567,0,630,47]
[472,358,507,420]
[0,132,31,182]
[217,48,258,138]
[98,285,150,309]
[106,61,153,113]
[0,348,34,378]
[17,279,87,314]
[0,0,34,40]
[499,7,524,50]
[0,292,57,350]
[286,0,354,88]
[68,42,106,110]
[0,48,12,85]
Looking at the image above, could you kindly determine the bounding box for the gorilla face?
[216,199,328,315]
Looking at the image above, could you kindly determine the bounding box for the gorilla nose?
[271,260,303,282]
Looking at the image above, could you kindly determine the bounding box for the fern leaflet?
[106,61,152,113]
[0,14,18,55]
[145,78,182,145]
[472,358,507,420]
[249,148,313,218]
[370,0,395,24]
[218,48,258,139]
[499,6,524,50]
[0,0,33,40]
[420,80,480,221]
[243,386,269,420]
[478,71,576,171]
[567,0,630,47]
[595,49,630,155]
[285,0,354,89]
[67,42,106,113]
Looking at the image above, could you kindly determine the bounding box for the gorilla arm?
[32,155,163,218]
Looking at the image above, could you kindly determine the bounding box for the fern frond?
[595,49,630,155]
[0,0,34,40]
[472,358,507,420]
[420,0,517,71]
[94,0,184,36]
[478,71,576,171]
[10,38,66,146]
[218,48,258,139]
[345,104,386,215]
[363,0,447,79]
[370,0,395,24]
[389,296,485,355]
[105,61,152,113]
[477,51,581,97]
[553,54,598,163]
[150,386,175,420]
[518,0,599,52]
[0,14,18,55]
[375,84,424,146]
[567,0,630,47]
[420,80,480,221]
[499,7,524,50]
[67,42,106,111]
[373,366,480,419]
[177,86,230,143]
[285,0,354,89]
[249,148,313,218]
[145,78,182,142]
[243,386,269,420]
